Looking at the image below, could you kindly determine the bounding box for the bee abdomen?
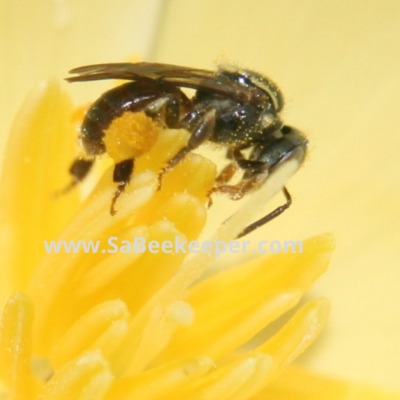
[80,82,160,156]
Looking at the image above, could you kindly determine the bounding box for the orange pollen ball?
[104,111,161,163]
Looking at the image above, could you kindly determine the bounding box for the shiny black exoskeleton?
[66,62,308,237]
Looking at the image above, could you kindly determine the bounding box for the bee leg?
[209,175,260,201]
[207,183,244,208]
[142,94,181,128]
[221,147,267,181]
[207,148,261,206]
[157,109,216,189]
[215,141,259,184]
[208,161,239,207]
[56,158,94,196]
[210,148,269,199]
[110,159,134,215]
[216,161,239,184]
[236,187,292,238]
[216,148,239,184]
[232,148,267,173]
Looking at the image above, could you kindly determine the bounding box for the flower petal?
[50,300,131,368]
[30,169,158,354]
[38,350,113,400]
[105,356,214,400]
[168,354,273,400]
[0,292,35,399]
[0,80,79,299]
[160,233,334,362]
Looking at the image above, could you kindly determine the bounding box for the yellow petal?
[0,80,79,299]
[160,299,329,400]
[133,192,207,241]
[109,221,191,315]
[160,233,334,362]
[105,356,214,400]
[38,351,113,400]
[30,170,158,354]
[189,233,334,321]
[0,292,35,399]
[50,300,131,368]
[228,354,277,400]
[210,299,330,400]
[259,298,330,362]
[76,225,150,298]
[111,300,194,376]
[168,354,273,400]
[160,291,302,364]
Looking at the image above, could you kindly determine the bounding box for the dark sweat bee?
[66,62,308,237]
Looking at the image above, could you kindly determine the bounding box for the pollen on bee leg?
[104,112,161,163]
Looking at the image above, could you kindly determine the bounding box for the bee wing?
[67,62,256,102]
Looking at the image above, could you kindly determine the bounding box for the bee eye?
[281,126,292,135]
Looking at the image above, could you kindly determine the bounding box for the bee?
[66,62,308,237]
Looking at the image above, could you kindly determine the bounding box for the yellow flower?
[0,79,397,400]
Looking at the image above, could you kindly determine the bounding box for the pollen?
[70,103,89,124]
[104,111,160,163]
